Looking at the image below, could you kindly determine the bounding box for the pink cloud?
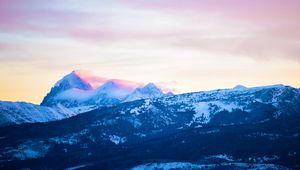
[1,0,299,62]
[72,70,142,90]
[72,70,108,89]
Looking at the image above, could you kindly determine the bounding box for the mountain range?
[0,70,170,127]
[0,71,300,169]
[41,70,169,108]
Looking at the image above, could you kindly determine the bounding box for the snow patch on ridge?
[109,135,127,145]
[130,99,152,115]
[130,162,288,170]
[192,101,241,123]
[208,154,234,161]
[192,102,210,123]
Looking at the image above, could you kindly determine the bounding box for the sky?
[0,0,300,104]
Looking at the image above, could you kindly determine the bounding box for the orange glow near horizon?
[0,66,299,104]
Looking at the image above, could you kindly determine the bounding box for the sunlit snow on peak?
[42,70,175,107]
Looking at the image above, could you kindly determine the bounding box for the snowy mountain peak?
[99,80,119,90]
[166,91,174,96]
[233,85,247,90]
[98,79,141,92]
[41,71,95,106]
[144,82,157,88]
[123,83,165,102]
[42,71,171,107]
[142,83,162,93]
[95,80,137,100]
[54,71,93,91]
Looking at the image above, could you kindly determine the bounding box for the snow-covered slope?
[115,84,300,126]
[6,84,299,128]
[1,84,300,169]
[0,101,94,127]
[41,70,170,107]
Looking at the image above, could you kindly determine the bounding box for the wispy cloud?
[1,0,300,61]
